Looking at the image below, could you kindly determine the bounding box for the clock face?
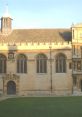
[8,52,14,59]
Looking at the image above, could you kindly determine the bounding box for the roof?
[0,29,72,43]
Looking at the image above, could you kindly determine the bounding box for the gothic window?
[0,54,6,73]
[56,53,66,73]
[77,61,81,70]
[73,76,77,86]
[36,54,47,73]
[73,61,76,71]
[17,54,27,73]
[73,60,82,71]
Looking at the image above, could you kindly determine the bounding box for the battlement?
[72,39,82,43]
[0,42,72,51]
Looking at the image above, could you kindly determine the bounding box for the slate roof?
[0,29,72,43]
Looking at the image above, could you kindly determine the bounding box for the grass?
[0,96,82,117]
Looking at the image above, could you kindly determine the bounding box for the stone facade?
[0,10,82,96]
[0,42,72,96]
[72,23,82,95]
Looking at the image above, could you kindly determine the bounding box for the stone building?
[0,7,82,96]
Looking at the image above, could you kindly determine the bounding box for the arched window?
[17,54,27,73]
[56,53,66,73]
[36,54,47,73]
[0,54,6,73]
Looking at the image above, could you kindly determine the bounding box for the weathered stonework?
[0,42,72,96]
[3,73,19,95]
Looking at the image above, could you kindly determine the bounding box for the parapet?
[0,41,72,51]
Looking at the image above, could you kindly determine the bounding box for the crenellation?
[0,42,72,51]
[11,41,71,46]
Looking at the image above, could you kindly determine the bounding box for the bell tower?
[1,4,12,34]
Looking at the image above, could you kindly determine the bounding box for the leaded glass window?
[17,54,27,73]
[36,54,47,73]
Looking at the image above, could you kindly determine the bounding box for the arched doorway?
[7,81,16,95]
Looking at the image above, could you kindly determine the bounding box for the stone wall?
[0,42,72,96]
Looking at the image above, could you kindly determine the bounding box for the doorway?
[7,81,16,95]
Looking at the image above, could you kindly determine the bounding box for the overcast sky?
[0,0,82,29]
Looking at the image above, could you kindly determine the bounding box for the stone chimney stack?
[1,5,12,34]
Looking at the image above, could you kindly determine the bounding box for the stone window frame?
[17,54,27,73]
[55,53,67,73]
[0,54,7,73]
[36,53,47,73]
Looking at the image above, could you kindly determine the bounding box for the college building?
[0,8,82,96]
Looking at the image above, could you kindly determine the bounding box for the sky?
[0,0,82,29]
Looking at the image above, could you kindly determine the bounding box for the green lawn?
[0,96,82,117]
